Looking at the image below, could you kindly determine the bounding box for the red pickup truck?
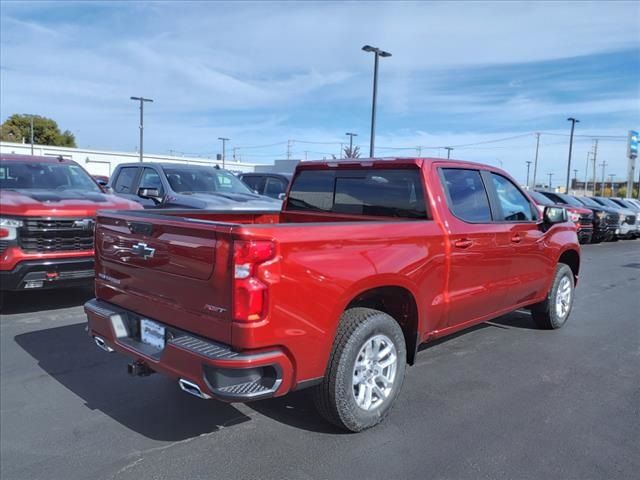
[0,154,141,292]
[85,158,580,431]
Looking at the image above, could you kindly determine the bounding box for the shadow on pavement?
[1,287,95,315]
[15,323,251,441]
[489,310,538,330]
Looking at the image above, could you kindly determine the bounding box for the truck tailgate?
[94,212,235,344]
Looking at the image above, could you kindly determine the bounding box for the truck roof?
[0,153,77,164]
[115,162,222,169]
[296,157,498,172]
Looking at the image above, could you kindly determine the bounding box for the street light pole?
[218,137,230,169]
[548,173,554,189]
[130,96,154,162]
[525,161,532,188]
[565,117,579,192]
[445,147,454,159]
[345,132,358,156]
[362,45,391,158]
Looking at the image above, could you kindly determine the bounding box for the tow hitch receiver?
[127,361,155,377]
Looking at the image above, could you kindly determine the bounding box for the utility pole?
[130,96,154,162]
[304,151,309,161]
[583,151,591,196]
[362,45,392,157]
[218,137,229,168]
[599,160,608,195]
[532,132,540,189]
[548,172,554,189]
[28,115,35,155]
[232,147,238,162]
[287,139,293,160]
[416,146,422,157]
[340,143,344,159]
[591,139,598,195]
[525,161,532,188]
[565,117,579,192]
[444,147,454,159]
[608,174,616,197]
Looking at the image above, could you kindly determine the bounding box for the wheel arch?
[344,284,421,365]
[558,248,580,285]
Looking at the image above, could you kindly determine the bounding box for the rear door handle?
[453,239,473,249]
[511,234,522,243]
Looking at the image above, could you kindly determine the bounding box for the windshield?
[576,197,598,207]
[163,167,253,194]
[556,193,584,207]
[528,191,555,206]
[0,160,101,192]
[594,197,621,209]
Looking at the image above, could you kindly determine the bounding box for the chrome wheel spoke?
[352,334,398,411]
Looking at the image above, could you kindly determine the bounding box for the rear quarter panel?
[233,221,447,383]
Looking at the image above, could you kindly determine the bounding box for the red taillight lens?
[233,240,276,322]
[0,228,9,238]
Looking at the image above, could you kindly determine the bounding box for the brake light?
[0,228,8,238]
[233,240,276,322]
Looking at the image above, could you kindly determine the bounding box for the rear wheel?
[531,263,575,329]
[313,307,406,432]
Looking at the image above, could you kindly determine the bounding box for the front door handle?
[453,239,473,249]
[511,234,522,243]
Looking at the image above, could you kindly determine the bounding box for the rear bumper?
[84,299,294,402]
[0,258,94,291]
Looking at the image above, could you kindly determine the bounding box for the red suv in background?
[0,154,141,292]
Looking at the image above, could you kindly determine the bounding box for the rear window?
[286,168,427,219]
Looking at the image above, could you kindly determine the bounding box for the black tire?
[313,307,407,432]
[531,263,575,330]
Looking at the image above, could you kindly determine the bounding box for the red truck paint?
[85,158,580,425]
[0,154,141,290]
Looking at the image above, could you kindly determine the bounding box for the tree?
[0,114,77,147]
[332,145,361,160]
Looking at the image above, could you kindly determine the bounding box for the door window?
[441,168,492,222]
[113,167,139,193]
[264,177,287,197]
[140,168,164,195]
[241,175,266,193]
[490,173,535,222]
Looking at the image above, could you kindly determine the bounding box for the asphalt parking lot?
[1,240,638,480]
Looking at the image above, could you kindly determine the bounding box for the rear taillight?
[233,240,276,322]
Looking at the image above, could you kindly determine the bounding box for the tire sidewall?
[333,313,406,432]
[547,264,575,328]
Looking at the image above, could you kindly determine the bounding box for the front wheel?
[313,308,406,432]
[531,263,575,329]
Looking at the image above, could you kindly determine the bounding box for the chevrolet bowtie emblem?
[131,242,155,260]
[73,218,95,231]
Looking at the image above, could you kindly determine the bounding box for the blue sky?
[1,1,639,186]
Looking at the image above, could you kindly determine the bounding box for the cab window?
[441,168,492,222]
[140,168,164,195]
[113,167,139,193]
[490,173,535,222]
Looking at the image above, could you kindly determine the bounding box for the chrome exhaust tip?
[178,379,211,399]
[94,336,114,353]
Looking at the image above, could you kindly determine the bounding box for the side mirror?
[278,193,286,200]
[138,187,163,204]
[96,179,108,187]
[543,206,567,225]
